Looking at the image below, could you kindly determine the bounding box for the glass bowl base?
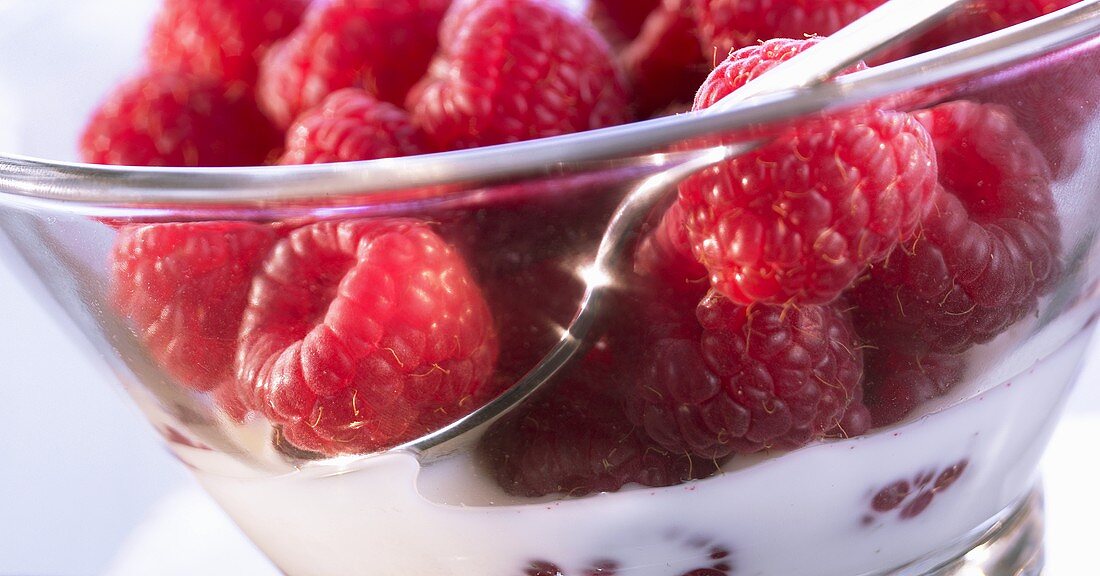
[894,487,1044,576]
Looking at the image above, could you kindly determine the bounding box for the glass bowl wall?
[1,2,1099,575]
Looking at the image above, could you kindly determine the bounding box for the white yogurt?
[180,316,1094,576]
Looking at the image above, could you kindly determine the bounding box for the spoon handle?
[707,0,966,112]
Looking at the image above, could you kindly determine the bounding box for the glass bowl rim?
[0,0,1098,209]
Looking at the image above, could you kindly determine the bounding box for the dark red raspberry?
[915,0,1080,52]
[587,0,662,46]
[407,0,632,150]
[146,0,308,88]
[111,222,277,393]
[80,72,280,167]
[976,42,1100,179]
[625,290,864,459]
[278,88,429,164]
[867,459,970,521]
[635,200,710,299]
[235,219,500,455]
[693,0,887,58]
[478,261,585,385]
[851,101,1061,354]
[679,38,938,305]
[257,0,452,129]
[480,352,723,497]
[862,350,966,427]
[829,368,871,438]
[620,0,710,118]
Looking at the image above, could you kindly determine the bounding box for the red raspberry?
[679,38,938,305]
[625,290,865,459]
[480,352,724,497]
[587,0,662,46]
[110,222,277,393]
[80,72,280,166]
[915,0,1080,52]
[146,0,308,88]
[863,350,965,427]
[477,261,585,385]
[976,43,1100,179]
[620,0,711,118]
[257,0,452,129]
[406,0,632,150]
[634,201,709,299]
[278,88,429,164]
[850,101,1061,354]
[693,0,887,58]
[235,219,500,455]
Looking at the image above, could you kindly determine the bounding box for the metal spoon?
[350,0,971,466]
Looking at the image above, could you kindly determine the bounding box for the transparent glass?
[1,1,1099,574]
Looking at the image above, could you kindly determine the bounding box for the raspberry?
[634,201,710,299]
[80,72,280,167]
[406,0,632,150]
[976,43,1100,179]
[146,0,308,88]
[110,222,277,393]
[478,261,585,384]
[863,350,966,427]
[620,0,710,118]
[587,0,662,46]
[278,88,429,164]
[914,0,1080,52]
[850,101,1061,354]
[257,0,452,129]
[235,219,500,455]
[830,372,871,437]
[480,351,723,497]
[625,290,864,459]
[439,174,623,276]
[693,0,887,58]
[679,38,938,305]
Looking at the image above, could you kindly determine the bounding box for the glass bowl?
[1,1,1099,574]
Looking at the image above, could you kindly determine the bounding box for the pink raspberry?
[80,72,280,167]
[278,88,429,164]
[110,222,277,395]
[146,0,308,88]
[257,0,452,128]
[235,219,500,455]
[850,101,1061,354]
[406,0,632,150]
[679,38,938,305]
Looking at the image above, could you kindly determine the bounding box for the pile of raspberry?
[89,0,1066,496]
